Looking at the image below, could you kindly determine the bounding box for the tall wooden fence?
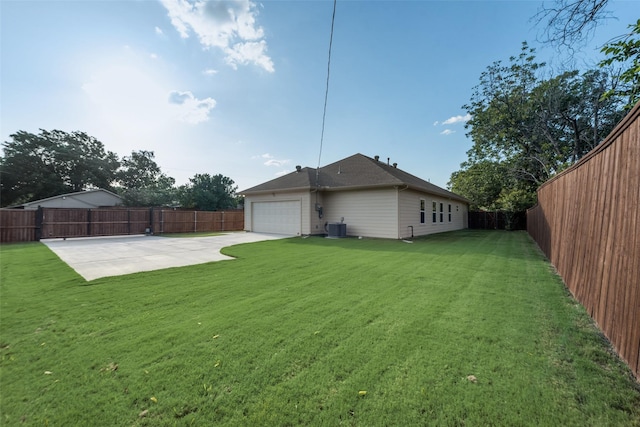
[527,102,640,379]
[0,208,244,243]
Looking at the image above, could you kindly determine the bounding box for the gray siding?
[398,190,468,238]
[245,188,468,239]
[308,192,325,235]
[20,190,122,210]
[323,188,399,239]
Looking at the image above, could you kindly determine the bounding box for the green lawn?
[1,230,638,426]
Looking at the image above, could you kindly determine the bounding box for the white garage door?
[252,201,301,235]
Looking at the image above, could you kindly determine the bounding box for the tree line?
[448,4,638,211]
[0,129,239,210]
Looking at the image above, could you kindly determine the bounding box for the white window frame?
[432,201,437,223]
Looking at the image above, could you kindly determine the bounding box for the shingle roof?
[241,153,468,203]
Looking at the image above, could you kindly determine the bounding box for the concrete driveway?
[42,232,290,281]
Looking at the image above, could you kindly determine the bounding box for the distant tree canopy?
[115,150,176,207]
[1,129,119,207]
[449,43,627,211]
[177,173,238,211]
[1,129,240,210]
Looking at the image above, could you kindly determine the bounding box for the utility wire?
[316,0,337,188]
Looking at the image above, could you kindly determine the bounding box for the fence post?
[127,209,131,235]
[194,211,197,233]
[222,211,225,231]
[35,206,43,241]
[149,207,154,234]
[87,209,92,236]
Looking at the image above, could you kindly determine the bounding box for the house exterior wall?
[398,190,468,238]
[308,192,325,235]
[245,188,468,239]
[322,188,399,239]
[244,190,311,235]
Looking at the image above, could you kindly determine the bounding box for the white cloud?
[442,114,471,125]
[168,90,216,124]
[440,129,455,135]
[259,153,290,167]
[224,40,273,71]
[160,0,274,72]
[155,26,164,35]
[150,53,159,59]
[81,53,216,134]
[433,121,439,126]
[203,68,218,75]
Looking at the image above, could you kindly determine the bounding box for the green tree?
[447,161,507,210]
[464,44,624,187]
[178,173,238,211]
[1,129,119,207]
[455,44,625,210]
[115,150,176,206]
[464,43,547,182]
[600,19,640,109]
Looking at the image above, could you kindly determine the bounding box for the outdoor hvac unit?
[327,222,347,238]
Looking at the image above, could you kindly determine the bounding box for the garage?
[251,201,301,235]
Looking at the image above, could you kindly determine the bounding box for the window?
[448,204,452,222]
[432,201,437,223]
[420,199,425,224]
[440,203,444,222]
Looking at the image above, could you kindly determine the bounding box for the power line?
[316,0,337,188]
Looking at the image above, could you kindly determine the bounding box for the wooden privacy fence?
[151,209,244,234]
[0,209,37,243]
[0,208,244,242]
[527,102,640,379]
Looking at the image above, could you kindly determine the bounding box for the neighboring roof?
[241,153,469,203]
[8,188,123,209]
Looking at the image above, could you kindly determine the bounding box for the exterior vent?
[296,165,302,172]
[374,155,380,161]
[327,222,347,238]
[393,163,398,168]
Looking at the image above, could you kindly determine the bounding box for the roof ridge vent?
[374,155,379,161]
[296,165,302,172]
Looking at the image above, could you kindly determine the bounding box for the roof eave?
[317,183,466,202]
[405,184,470,204]
[240,186,313,196]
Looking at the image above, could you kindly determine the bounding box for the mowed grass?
[1,231,639,426]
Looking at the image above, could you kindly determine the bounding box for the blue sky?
[1,0,637,192]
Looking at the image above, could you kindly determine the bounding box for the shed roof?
[241,153,468,203]
[7,188,123,209]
